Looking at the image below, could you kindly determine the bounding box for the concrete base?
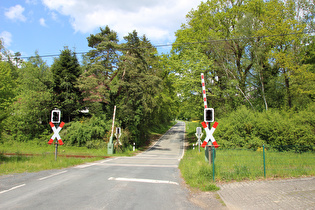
[107,142,114,155]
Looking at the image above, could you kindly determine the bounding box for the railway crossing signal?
[48,122,65,145]
[195,127,203,152]
[51,109,61,123]
[204,108,214,122]
[200,73,219,149]
[115,127,122,146]
[201,121,219,148]
[49,109,64,161]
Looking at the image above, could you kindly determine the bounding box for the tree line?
[168,0,315,151]
[0,0,314,151]
[0,28,178,148]
[169,0,315,119]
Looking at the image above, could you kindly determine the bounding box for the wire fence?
[206,145,315,182]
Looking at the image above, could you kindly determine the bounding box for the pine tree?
[51,47,82,122]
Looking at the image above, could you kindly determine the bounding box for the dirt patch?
[179,173,227,210]
[189,190,228,210]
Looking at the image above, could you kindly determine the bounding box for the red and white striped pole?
[201,73,207,109]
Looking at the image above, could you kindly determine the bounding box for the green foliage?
[63,115,111,147]
[0,61,17,141]
[51,47,83,122]
[179,149,220,191]
[215,106,315,152]
[2,55,53,142]
[0,62,16,110]
[171,0,314,118]
[77,27,177,146]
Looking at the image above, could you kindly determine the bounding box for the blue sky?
[1,0,202,65]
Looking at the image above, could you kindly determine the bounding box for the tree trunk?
[284,73,292,108]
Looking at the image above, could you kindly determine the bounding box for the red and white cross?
[201,121,219,148]
[48,122,65,145]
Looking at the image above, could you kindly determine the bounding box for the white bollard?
[133,142,135,151]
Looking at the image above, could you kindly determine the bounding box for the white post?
[110,106,116,141]
[107,106,116,155]
[133,142,135,151]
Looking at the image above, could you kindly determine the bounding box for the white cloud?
[39,18,47,27]
[0,31,13,47]
[5,5,27,22]
[51,12,58,21]
[41,0,201,43]
[26,0,38,5]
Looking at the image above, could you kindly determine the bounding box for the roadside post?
[195,127,203,152]
[107,106,116,155]
[114,127,122,152]
[115,127,122,145]
[49,109,65,161]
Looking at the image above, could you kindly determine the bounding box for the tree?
[0,62,16,110]
[116,31,162,144]
[0,61,16,141]
[3,53,54,141]
[171,0,312,115]
[51,47,83,122]
[0,40,18,141]
[173,0,259,114]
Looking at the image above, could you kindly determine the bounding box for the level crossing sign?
[201,121,219,148]
[48,122,65,145]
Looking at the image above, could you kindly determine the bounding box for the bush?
[215,106,315,152]
[63,115,112,147]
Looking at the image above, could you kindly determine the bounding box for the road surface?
[0,121,204,210]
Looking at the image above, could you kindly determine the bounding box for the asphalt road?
[0,121,203,210]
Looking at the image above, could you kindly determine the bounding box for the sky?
[0,0,202,65]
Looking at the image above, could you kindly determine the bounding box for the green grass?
[0,154,102,175]
[180,121,315,191]
[0,121,177,175]
[1,140,108,156]
[0,141,108,175]
[179,149,220,191]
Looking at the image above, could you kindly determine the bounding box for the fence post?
[212,146,215,181]
[263,144,266,178]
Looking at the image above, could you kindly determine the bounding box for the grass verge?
[179,121,315,191]
[0,121,177,175]
[0,154,102,175]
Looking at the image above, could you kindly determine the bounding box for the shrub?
[215,106,315,152]
[63,114,112,147]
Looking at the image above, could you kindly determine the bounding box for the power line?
[3,30,315,61]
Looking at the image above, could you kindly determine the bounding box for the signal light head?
[204,108,214,122]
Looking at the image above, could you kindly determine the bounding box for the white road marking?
[108,177,179,185]
[135,155,158,157]
[74,163,99,169]
[74,158,118,168]
[38,170,67,180]
[103,163,178,168]
[121,156,178,160]
[0,184,26,194]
